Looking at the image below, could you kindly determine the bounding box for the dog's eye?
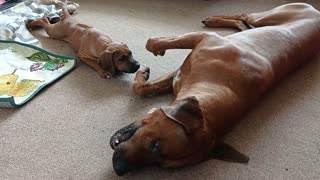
[150,139,161,154]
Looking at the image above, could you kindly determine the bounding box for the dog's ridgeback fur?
[27,2,140,78]
[110,3,320,176]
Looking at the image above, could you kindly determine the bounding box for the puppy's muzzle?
[125,59,140,73]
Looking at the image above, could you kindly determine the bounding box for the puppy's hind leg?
[27,18,66,39]
[26,17,53,31]
[60,0,71,21]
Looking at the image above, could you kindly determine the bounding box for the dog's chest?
[173,69,182,90]
[172,68,188,95]
[172,58,194,95]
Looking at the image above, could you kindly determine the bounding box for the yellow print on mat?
[0,69,43,97]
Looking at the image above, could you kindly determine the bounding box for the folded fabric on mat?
[0,40,76,108]
[0,0,23,11]
[0,0,60,47]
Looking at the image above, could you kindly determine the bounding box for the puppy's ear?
[98,50,116,76]
[161,96,203,135]
[120,42,129,48]
[210,141,249,163]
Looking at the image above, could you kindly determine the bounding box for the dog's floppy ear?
[98,50,116,77]
[210,141,249,163]
[161,96,203,135]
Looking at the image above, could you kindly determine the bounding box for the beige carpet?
[1,0,320,179]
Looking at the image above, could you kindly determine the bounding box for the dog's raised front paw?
[146,38,166,56]
[139,65,150,74]
[136,65,150,80]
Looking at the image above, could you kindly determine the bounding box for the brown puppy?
[110,3,320,176]
[27,2,140,78]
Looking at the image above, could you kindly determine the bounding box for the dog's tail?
[61,0,71,19]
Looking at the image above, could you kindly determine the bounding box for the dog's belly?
[64,28,86,51]
[173,42,273,101]
[172,52,272,138]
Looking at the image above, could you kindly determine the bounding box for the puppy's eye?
[150,140,161,154]
[118,56,127,62]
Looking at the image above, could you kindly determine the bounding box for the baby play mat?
[0,40,75,108]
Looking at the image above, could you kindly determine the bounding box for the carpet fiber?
[1,0,320,179]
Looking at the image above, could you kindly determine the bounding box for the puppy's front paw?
[98,71,113,79]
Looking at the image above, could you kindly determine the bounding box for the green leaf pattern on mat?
[28,51,68,72]
[27,51,52,62]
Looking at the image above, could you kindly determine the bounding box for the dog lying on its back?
[27,1,140,78]
[110,3,320,176]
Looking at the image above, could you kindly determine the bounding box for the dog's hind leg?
[202,15,250,31]
[202,3,316,31]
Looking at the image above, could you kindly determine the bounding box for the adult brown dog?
[27,2,140,78]
[110,3,320,176]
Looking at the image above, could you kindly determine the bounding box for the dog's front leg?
[133,66,177,97]
[146,32,210,56]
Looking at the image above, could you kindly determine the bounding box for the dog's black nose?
[113,149,130,176]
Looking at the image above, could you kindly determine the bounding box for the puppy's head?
[110,96,249,176]
[98,43,140,76]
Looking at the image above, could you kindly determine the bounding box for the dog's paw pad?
[139,66,150,73]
